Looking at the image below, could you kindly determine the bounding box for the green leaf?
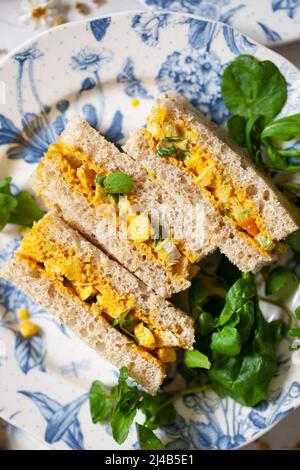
[209,308,282,406]
[184,349,211,369]
[89,380,113,424]
[211,326,242,357]
[112,313,134,338]
[96,174,105,186]
[219,273,256,326]
[265,266,298,296]
[0,193,18,230]
[295,306,300,321]
[188,277,207,316]
[198,312,216,336]
[288,328,300,338]
[116,366,129,397]
[221,55,287,121]
[136,424,165,450]
[111,389,142,444]
[103,172,133,195]
[287,229,300,253]
[261,114,300,141]
[0,176,12,194]
[140,393,176,430]
[9,191,44,227]
[227,115,246,147]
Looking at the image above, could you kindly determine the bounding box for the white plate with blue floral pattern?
[0,11,300,450]
[139,0,300,46]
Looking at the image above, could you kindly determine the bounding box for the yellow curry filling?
[17,217,178,362]
[38,141,196,279]
[146,106,281,256]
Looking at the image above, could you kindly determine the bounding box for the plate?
[138,0,300,46]
[0,11,300,450]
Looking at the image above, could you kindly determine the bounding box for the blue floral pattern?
[156,50,228,123]
[140,0,300,45]
[19,391,88,449]
[272,0,300,18]
[117,57,153,99]
[0,11,300,450]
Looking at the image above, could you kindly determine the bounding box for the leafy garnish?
[102,172,133,195]
[186,272,283,406]
[288,327,300,339]
[183,349,211,369]
[136,424,165,450]
[0,177,44,231]
[95,174,106,186]
[89,367,209,448]
[211,326,241,357]
[295,306,300,321]
[222,55,287,122]
[265,266,298,296]
[112,312,134,337]
[287,229,300,253]
[222,55,300,173]
[140,393,176,430]
[89,380,113,424]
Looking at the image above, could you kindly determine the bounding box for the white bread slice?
[31,117,217,298]
[124,92,300,272]
[0,214,195,394]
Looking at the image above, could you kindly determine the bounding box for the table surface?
[0,0,299,451]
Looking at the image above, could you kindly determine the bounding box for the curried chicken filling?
[17,216,180,362]
[146,105,285,256]
[38,142,197,280]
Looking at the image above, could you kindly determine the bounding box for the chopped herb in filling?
[148,109,280,255]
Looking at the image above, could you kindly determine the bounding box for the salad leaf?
[184,349,211,369]
[140,393,176,430]
[95,174,106,186]
[288,328,300,339]
[0,193,18,230]
[211,326,241,357]
[287,229,300,253]
[0,177,44,230]
[261,114,300,141]
[221,55,287,121]
[265,266,298,296]
[198,312,215,336]
[9,191,44,227]
[227,115,246,147]
[208,275,282,406]
[111,374,143,445]
[219,273,256,326]
[89,380,113,424]
[295,306,300,321]
[221,55,300,173]
[136,424,165,450]
[103,172,133,195]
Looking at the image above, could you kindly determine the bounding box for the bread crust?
[1,258,165,395]
[124,92,300,272]
[31,117,217,297]
[0,214,195,394]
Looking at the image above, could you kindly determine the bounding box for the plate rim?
[0,9,300,450]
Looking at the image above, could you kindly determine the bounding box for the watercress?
[0,176,44,231]
[96,171,133,195]
[222,55,300,173]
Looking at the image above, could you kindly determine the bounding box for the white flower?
[20,0,61,29]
